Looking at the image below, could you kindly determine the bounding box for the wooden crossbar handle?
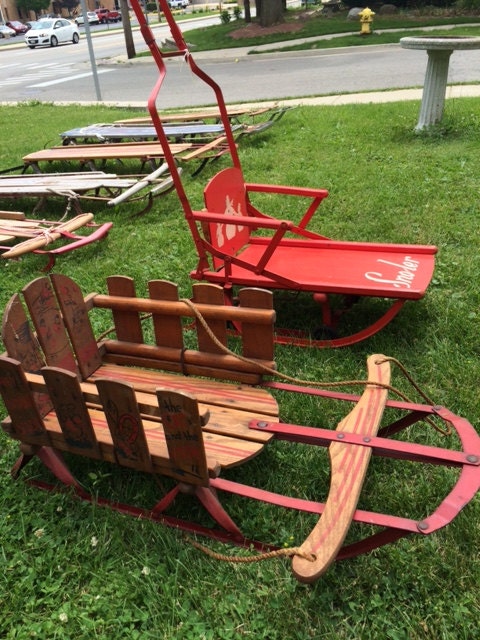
[92,294,276,324]
[292,354,391,583]
[102,340,275,374]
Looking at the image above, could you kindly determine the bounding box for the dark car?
[6,20,29,35]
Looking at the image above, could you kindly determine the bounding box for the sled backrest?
[1,274,277,388]
[203,167,251,269]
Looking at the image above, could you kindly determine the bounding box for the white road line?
[30,68,114,87]
[0,70,77,87]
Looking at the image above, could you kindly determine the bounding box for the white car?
[0,24,16,38]
[168,0,189,8]
[25,18,80,49]
[75,11,100,26]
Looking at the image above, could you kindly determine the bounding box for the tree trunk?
[259,0,283,27]
[244,0,251,23]
[120,0,136,59]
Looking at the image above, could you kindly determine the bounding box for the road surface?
[1,18,480,107]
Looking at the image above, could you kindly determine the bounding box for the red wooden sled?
[0,274,478,582]
[0,210,112,269]
[128,0,437,348]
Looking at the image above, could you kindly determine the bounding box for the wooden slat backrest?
[148,280,184,350]
[22,277,78,375]
[156,388,210,486]
[106,275,143,343]
[203,167,250,269]
[0,356,51,446]
[95,378,153,472]
[50,274,103,380]
[191,283,227,354]
[3,274,275,386]
[1,293,52,416]
[95,281,275,383]
[237,288,275,363]
[42,367,101,458]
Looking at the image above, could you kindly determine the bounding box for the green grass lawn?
[179,10,480,51]
[0,99,479,638]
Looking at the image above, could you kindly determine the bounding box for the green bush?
[220,9,231,23]
[455,0,480,10]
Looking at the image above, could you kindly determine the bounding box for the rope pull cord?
[185,536,316,564]
[179,298,450,436]
[93,297,450,434]
[178,303,453,568]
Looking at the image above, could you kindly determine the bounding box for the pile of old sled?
[0,102,286,263]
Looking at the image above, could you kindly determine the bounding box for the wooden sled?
[22,138,230,174]
[0,274,478,582]
[128,0,438,348]
[59,122,245,144]
[0,210,112,267]
[0,167,175,212]
[115,104,290,130]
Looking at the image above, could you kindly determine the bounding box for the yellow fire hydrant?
[359,7,375,35]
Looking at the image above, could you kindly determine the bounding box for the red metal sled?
[129,0,437,347]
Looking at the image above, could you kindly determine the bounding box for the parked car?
[6,20,28,34]
[25,18,80,49]
[94,8,121,23]
[168,0,189,7]
[75,11,100,26]
[0,24,16,38]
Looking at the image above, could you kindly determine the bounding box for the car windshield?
[35,20,54,29]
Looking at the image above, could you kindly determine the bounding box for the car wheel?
[50,35,58,47]
[28,45,35,49]
[72,33,79,44]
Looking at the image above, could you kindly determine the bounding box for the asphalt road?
[2,18,480,108]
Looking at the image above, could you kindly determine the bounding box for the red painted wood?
[0,357,51,446]
[22,277,78,374]
[51,274,102,380]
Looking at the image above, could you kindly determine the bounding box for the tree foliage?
[57,0,80,15]
[16,0,50,18]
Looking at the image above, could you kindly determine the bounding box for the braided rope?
[185,536,315,564]
[180,298,450,435]
[93,296,450,435]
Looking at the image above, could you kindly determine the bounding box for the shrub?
[220,9,231,22]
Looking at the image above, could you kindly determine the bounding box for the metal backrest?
[203,167,251,269]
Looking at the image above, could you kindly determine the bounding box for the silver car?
[0,24,16,38]
[75,12,100,26]
[25,18,80,49]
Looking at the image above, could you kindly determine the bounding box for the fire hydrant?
[359,7,375,35]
